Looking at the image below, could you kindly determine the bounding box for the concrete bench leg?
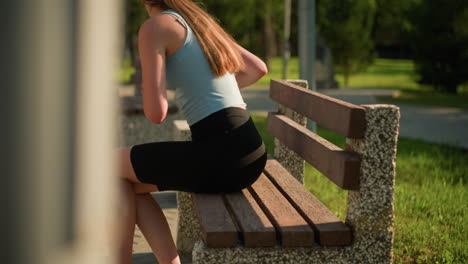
[172,120,201,255]
[192,240,347,264]
[343,104,400,264]
[176,192,201,255]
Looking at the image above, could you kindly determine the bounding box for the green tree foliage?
[373,0,416,50]
[409,0,468,94]
[124,0,286,69]
[198,0,257,49]
[374,0,412,34]
[202,0,285,67]
[125,0,148,63]
[317,0,377,87]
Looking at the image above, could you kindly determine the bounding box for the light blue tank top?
[160,10,246,126]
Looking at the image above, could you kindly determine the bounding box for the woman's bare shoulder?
[139,14,186,55]
[138,14,178,36]
[139,15,184,49]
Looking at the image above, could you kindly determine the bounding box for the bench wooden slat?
[224,189,276,247]
[192,194,238,248]
[270,79,366,138]
[264,159,353,246]
[248,173,315,247]
[267,112,361,190]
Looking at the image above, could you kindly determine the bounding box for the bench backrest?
[268,79,400,262]
[267,79,365,190]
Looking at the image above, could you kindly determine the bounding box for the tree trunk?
[344,73,349,89]
[263,0,276,69]
[445,82,458,94]
[343,63,350,88]
[282,0,292,80]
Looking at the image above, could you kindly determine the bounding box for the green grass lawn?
[335,58,419,91]
[255,57,468,109]
[256,57,420,90]
[251,114,468,264]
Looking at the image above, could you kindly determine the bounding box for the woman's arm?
[138,18,169,124]
[234,43,268,89]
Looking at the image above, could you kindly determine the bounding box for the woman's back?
[160,10,246,126]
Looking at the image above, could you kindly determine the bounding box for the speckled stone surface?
[344,104,400,264]
[176,192,202,255]
[191,104,400,264]
[172,120,202,255]
[274,80,308,183]
[192,240,348,264]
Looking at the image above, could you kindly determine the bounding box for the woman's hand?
[234,43,268,89]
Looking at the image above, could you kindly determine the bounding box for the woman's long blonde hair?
[142,0,245,77]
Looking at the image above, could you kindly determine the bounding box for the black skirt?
[130,107,267,193]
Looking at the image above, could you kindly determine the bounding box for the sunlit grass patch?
[335,58,420,91]
[118,57,136,84]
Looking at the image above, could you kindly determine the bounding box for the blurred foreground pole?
[74,0,122,263]
[0,0,122,263]
[298,0,317,132]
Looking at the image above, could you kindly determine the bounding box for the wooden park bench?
[172,79,400,264]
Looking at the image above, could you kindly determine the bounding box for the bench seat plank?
[270,79,366,138]
[192,194,238,248]
[248,173,315,247]
[267,112,361,190]
[264,159,353,246]
[224,189,276,247]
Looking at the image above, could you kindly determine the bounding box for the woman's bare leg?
[117,147,140,264]
[136,193,181,264]
[133,182,159,194]
[119,147,180,264]
[117,179,137,264]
